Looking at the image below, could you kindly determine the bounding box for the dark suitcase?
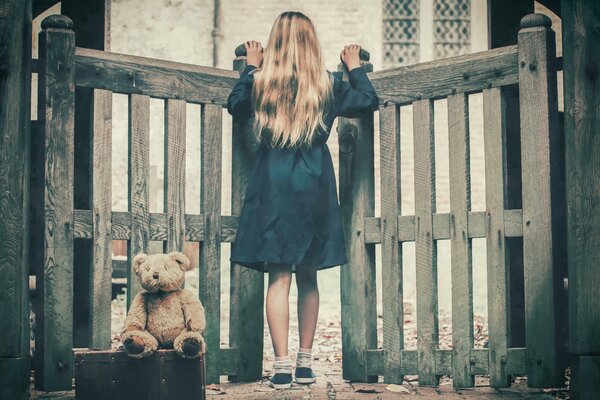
[74,348,206,400]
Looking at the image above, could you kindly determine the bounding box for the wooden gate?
[337,12,565,388]
[31,14,263,389]
[31,12,565,391]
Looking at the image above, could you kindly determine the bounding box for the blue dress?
[226,64,379,273]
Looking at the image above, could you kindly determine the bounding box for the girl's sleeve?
[226,64,258,120]
[333,66,380,118]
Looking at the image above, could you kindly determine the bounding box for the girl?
[226,11,379,389]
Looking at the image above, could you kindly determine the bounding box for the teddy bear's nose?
[152,272,160,279]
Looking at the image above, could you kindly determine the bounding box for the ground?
[30,365,570,400]
[209,375,570,399]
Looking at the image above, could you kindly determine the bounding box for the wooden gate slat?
[200,103,223,384]
[379,103,403,383]
[127,94,150,309]
[164,99,186,253]
[413,98,439,386]
[483,87,510,387]
[448,93,474,388]
[90,88,113,349]
[517,15,564,387]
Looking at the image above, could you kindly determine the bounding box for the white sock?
[273,354,292,374]
[296,347,312,368]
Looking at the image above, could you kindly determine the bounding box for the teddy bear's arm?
[121,291,147,335]
[180,289,206,334]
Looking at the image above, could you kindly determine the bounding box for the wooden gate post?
[562,0,600,398]
[338,58,378,383]
[228,49,264,382]
[0,0,32,398]
[517,13,565,388]
[33,14,76,391]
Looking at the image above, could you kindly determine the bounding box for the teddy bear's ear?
[169,251,192,271]
[132,253,147,275]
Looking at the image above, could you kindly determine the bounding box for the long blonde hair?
[251,11,333,149]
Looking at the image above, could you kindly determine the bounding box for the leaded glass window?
[433,0,471,59]
[383,0,419,67]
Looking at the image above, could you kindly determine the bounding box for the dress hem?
[229,257,347,273]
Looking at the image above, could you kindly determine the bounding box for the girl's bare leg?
[266,262,293,357]
[295,265,319,349]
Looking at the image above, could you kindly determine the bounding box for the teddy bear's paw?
[174,332,205,359]
[123,335,145,355]
[122,330,159,359]
[182,339,201,358]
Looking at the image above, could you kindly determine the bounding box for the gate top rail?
[370,45,519,105]
[74,47,239,104]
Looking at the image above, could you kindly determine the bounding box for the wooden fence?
[31,12,566,391]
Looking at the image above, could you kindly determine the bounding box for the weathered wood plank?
[149,213,168,241]
[366,348,527,376]
[370,45,518,105]
[35,15,76,391]
[503,209,523,237]
[379,103,403,384]
[1,0,30,351]
[74,48,237,105]
[345,210,523,244]
[563,0,600,396]
[338,62,378,383]
[366,349,384,376]
[218,347,240,376]
[89,89,112,349]
[185,214,205,241]
[398,215,415,242]
[517,13,564,387]
[0,0,32,398]
[483,87,510,387]
[220,215,237,242]
[164,99,186,253]
[127,94,150,309]
[74,210,126,240]
[507,347,527,375]
[227,57,264,382]
[364,216,381,243]
[199,103,223,383]
[435,350,453,376]
[111,211,131,240]
[432,213,450,239]
[73,208,525,245]
[447,93,474,388]
[412,98,439,386]
[72,210,209,242]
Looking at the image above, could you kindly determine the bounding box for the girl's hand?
[340,44,361,72]
[245,40,263,68]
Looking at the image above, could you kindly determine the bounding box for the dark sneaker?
[269,372,292,389]
[294,367,317,384]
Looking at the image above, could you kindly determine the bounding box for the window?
[383,0,420,67]
[433,0,471,58]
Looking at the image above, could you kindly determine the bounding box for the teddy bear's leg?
[174,331,206,359]
[121,329,159,359]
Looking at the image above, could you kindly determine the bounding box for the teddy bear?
[120,251,206,359]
